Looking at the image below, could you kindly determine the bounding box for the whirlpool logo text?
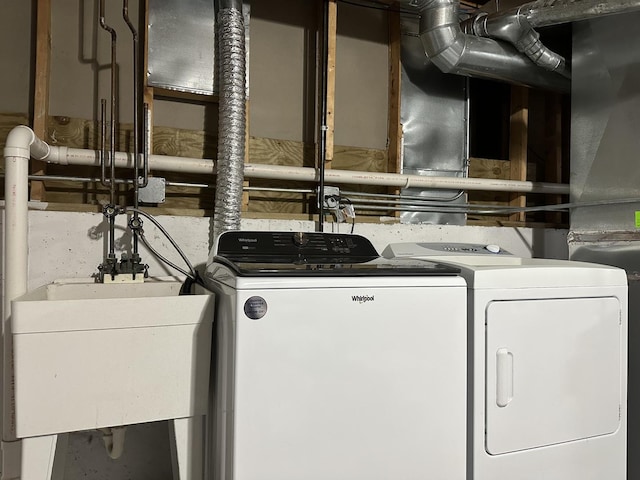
[352,295,375,304]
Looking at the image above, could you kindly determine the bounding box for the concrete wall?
[5,210,566,478]
[26,211,567,293]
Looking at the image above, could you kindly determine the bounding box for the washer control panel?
[214,231,380,263]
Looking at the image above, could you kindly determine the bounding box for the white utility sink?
[11,278,214,438]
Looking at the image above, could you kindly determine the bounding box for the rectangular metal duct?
[569,13,640,480]
[570,13,640,234]
[399,18,468,225]
[147,0,250,96]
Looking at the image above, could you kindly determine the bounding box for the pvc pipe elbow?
[4,125,50,161]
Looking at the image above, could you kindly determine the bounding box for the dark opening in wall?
[469,78,511,160]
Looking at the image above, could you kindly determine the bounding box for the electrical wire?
[341,197,356,233]
[342,189,466,203]
[347,196,640,216]
[124,207,199,281]
[138,232,195,280]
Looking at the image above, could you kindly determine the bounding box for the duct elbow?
[419,1,467,72]
[476,9,571,77]
[420,26,467,72]
[520,35,570,76]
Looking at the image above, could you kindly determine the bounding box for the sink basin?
[11,278,214,438]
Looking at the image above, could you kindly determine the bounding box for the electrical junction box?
[138,176,166,204]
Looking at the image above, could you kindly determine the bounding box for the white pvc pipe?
[2,126,49,449]
[244,163,570,195]
[44,146,569,195]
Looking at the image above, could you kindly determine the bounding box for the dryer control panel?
[382,242,513,258]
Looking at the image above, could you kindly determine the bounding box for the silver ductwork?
[418,0,570,91]
[213,0,246,240]
[524,0,640,28]
[465,9,569,76]
[417,0,640,90]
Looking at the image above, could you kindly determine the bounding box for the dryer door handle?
[496,348,514,408]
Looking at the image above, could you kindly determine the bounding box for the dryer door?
[485,297,621,455]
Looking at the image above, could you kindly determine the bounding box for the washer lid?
[209,256,460,277]
[209,231,460,276]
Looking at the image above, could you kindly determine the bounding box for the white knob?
[485,244,501,254]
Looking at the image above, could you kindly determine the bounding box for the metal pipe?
[123,0,140,258]
[100,99,108,187]
[26,175,133,184]
[244,186,315,194]
[213,0,246,241]
[141,102,150,187]
[418,0,570,91]
[348,197,467,207]
[342,190,463,202]
[7,173,567,211]
[123,0,139,196]
[98,0,118,263]
[41,145,569,195]
[524,0,640,28]
[317,0,330,232]
[98,0,117,207]
[349,203,566,215]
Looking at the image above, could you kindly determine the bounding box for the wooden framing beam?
[545,93,564,224]
[508,86,529,222]
[324,0,338,167]
[243,101,251,211]
[31,0,52,201]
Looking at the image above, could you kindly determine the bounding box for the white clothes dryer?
[382,242,628,480]
[204,232,468,480]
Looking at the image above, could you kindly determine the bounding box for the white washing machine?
[382,242,628,480]
[204,232,468,480]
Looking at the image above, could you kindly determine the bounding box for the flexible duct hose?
[213,1,246,240]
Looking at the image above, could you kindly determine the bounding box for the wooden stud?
[242,181,250,212]
[324,0,338,167]
[387,10,402,201]
[245,100,251,163]
[243,100,251,211]
[31,0,52,201]
[508,86,529,222]
[545,93,564,225]
[143,87,154,154]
